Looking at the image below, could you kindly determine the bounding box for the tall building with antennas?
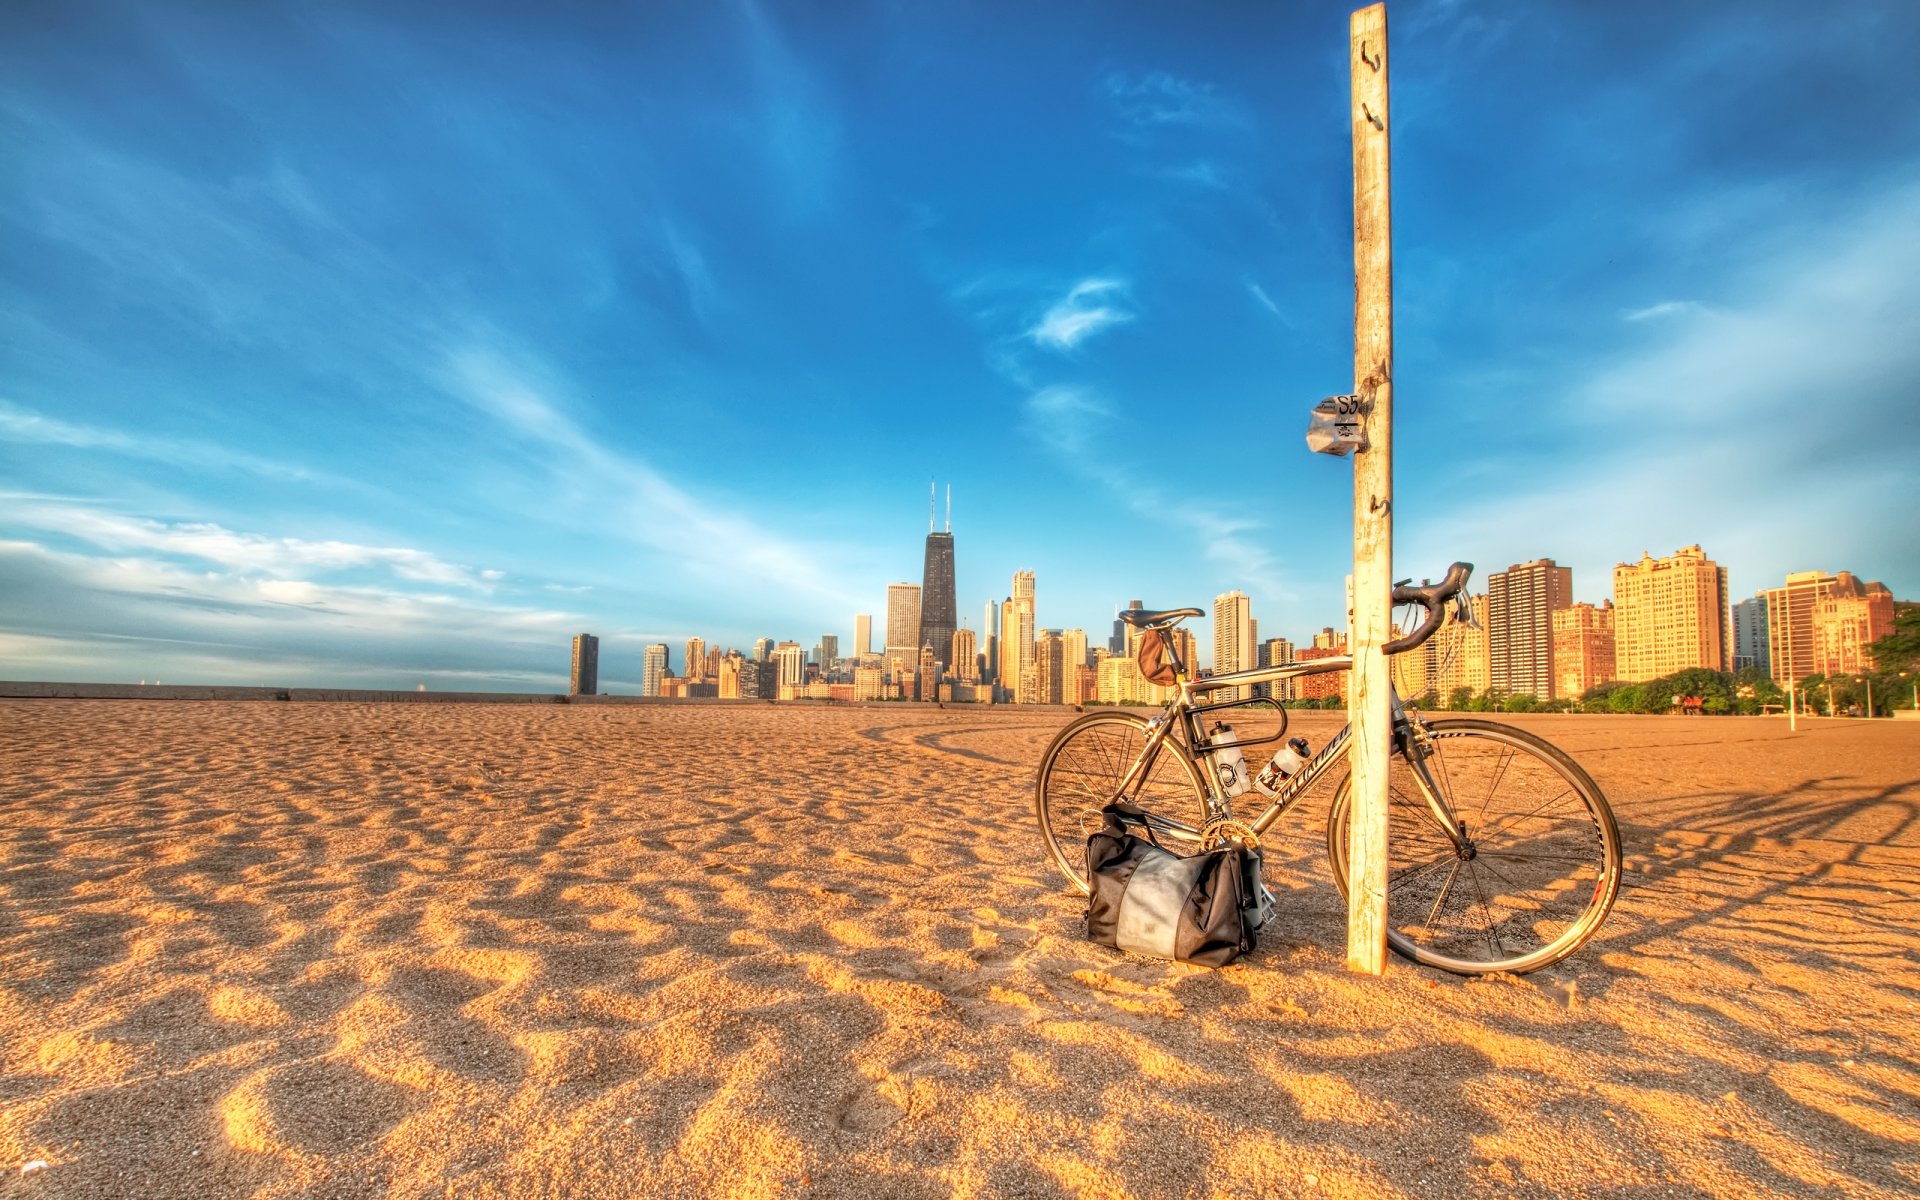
[920,483,958,673]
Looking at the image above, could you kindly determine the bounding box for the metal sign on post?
[1306,394,1368,456]
[1345,1,1393,976]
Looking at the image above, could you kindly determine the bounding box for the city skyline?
[3,2,1917,690]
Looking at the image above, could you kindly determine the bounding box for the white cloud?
[1620,299,1703,322]
[444,347,859,607]
[1027,278,1135,352]
[8,504,496,590]
[1102,71,1245,132]
[0,399,351,487]
[0,538,587,688]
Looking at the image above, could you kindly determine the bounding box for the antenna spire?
[945,485,951,533]
[929,481,935,533]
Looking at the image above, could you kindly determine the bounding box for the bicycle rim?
[1329,719,1622,975]
[1035,712,1208,894]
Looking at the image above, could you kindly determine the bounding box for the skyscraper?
[885,582,922,666]
[951,627,979,683]
[1552,601,1616,699]
[774,641,806,692]
[1112,600,1142,655]
[920,484,958,671]
[1212,590,1254,701]
[1010,570,1037,703]
[1613,547,1729,682]
[684,636,706,683]
[1732,596,1769,675]
[820,634,839,670]
[570,633,599,696]
[1061,628,1089,705]
[642,644,669,697]
[1811,574,1895,677]
[1488,559,1573,699]
[1762,570,1836,687]
[752,637,774,662]
[854,613,872,657]
[983,599,1000,685]
[1036,629,1065,705]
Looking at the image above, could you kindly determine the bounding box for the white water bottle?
[1253,737,1312,796]
[1205,722,1251,797]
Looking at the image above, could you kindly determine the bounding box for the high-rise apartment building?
[884,582,922,665]
[1061,628,1089,705]
[951,627,979,683]
[1613,546,1729,682]
[1293,646,1347,703]
[570,633,599,696]
[1035,629,1065,705]
[1811,574,1895,677]
[1731,597,1769,675]
[854,614,872,657]
[1261,637,1296,701]
[920,488,958,671]
[642,644,669,697]
[974,600,992,686]
[1427,594,1491,700]
[736,658,776,699]
[1112,601,1142,655]
[1762,571,1836,686]
[684,637,706,683]
[774,641,807,691]
[1009,570,1037,703]
[1488,559,1573,699]
[1212,590,1254,701]
[1552,601,1616,699]
[820,635,839,670]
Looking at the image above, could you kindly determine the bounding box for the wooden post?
[1346,1,1392,976]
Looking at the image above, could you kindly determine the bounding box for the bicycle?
[1034,563,1622,975]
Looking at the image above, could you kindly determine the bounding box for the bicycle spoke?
[1423,859,1464,935]
[1474,787,1578,842]
[1477,745,1516,823]
[1466,863,1507,961]
[1387,854,1454,890]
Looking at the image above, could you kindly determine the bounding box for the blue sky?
[4,0,1917,690]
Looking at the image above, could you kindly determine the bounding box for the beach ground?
[1,700,1915,1199]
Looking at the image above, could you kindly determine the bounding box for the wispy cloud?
[445,346,858,606]
[1102,71,1246,133]
[1027,278,1135,352]
[0,539,582,687]
[1244,279,1288,323]
[1022,388,1296,605]
[10,503,497,590]
[0,400,353,488]
[1620,299,1703,322]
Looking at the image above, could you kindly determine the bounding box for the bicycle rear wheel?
[1326,718,1622,975]
[1035,711,1209,894]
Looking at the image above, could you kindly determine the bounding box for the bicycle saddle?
[1118,606,1204,629]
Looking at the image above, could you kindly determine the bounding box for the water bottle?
[1204,722,1251,797]
[1252,737,1312,796]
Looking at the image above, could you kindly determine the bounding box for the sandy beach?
[1,700,1915,1199]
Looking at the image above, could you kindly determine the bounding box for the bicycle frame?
[1112,653,1468,849]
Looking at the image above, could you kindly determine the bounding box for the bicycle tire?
[1325,718,1622,975]
[1035,710,1210,895]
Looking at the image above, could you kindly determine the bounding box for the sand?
[1,700,1915,1199]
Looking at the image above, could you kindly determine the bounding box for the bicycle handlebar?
[1381,561,1474,656]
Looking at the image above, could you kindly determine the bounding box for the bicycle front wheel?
[1326,718,1622,975]
[1035,711,1209,895]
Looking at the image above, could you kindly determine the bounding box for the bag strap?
[1101,800,1167,850]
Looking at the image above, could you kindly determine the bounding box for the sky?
[3,0,1918,691]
